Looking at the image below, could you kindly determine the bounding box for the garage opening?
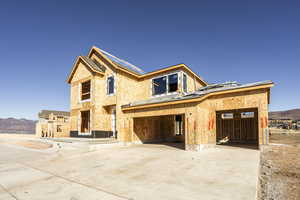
[133,114,185,150]
[216,108,258,148]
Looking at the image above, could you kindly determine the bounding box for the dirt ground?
[257,129,300,200]
[0,134,52,149]
[10,140,53,149]
[269,128,300,145]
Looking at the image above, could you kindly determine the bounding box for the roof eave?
[88,47,141,78]
[67,55,104,84]
[122,82,274,111]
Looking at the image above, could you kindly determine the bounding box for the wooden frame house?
[36,110,70,138]
[67,46,274,150]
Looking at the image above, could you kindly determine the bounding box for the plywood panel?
[133,115,184,143]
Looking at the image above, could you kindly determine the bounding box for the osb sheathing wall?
[69,50,205,138]
[133,115,184,143]
[122,103,198,143]
[69,48,269,148]
[122,88,269,150]
[36,121,70,138]
[70,61,95,132]
[36,122,46,137]
[184,71,205,92]
[197,88,269,147]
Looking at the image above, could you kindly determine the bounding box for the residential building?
[36,110,70,137]
[269,118,293,129]
[67,46,274,150]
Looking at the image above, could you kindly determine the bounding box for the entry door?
[111,109,116,136]
[216,108,258,144]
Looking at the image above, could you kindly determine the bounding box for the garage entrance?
[133,114,185,149]
[216,108,258,145]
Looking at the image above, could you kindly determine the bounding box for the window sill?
[151,91,178,98]
[80,99,91,103]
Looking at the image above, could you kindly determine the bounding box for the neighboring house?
[67,46,274,150]
[269,118,293,128]
[36,110,70,138]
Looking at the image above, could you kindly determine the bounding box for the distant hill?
[269,109,300,121]
[0,118,37,134]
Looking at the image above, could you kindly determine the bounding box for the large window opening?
[168,74,178,92]
[152,73,178,96]
[81,80,91,100]
[81,110,90,133]
[153,76,167,95]
[107,76,115,95]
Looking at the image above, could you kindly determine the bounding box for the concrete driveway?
[0,137,260,200]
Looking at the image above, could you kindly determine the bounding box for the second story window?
[153,76,167,95]
[81,80,91,101]
[168,74,178,92]
[107,76,115,95]
[183,73,187,93]
[152,73,178,96]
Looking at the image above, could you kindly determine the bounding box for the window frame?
[241,112,255,118]
[151,72,179,97]
[168,73,179,93]
[221,113,234,119]
[182,72,188,93]
[81,80,91,102]
[107,75,115,96]
[152,75,167,96]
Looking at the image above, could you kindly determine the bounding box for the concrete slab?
[9,176,126,200]
[0,139,260,200]
[0,163,50,190]
[0,185,17,200]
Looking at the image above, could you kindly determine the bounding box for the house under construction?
[66,46,273,150]
[36,110,70,138]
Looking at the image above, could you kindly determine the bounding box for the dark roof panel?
[81,56,106,73]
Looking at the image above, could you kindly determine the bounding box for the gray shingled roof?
[38,110,70,119]
[122,80,273,108]
[81,56,106,73]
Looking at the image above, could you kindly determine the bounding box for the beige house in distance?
[67,46,274,151]
[36,110,70,138]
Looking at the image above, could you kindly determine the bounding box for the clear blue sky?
[0,0,299,120]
